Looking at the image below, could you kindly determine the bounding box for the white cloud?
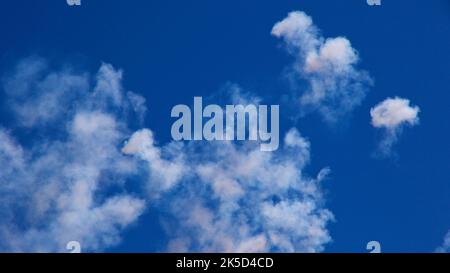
[116,83,334,252]
[272,11,372,123]
[128,126,333,252]
[370,97,420,129]
[0,58,334,253]
[370,97,420,157]
[0,59,147,252]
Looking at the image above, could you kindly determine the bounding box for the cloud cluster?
[125,128,333,252]
[121,81,333,252]
[0,58,146,252]
[0,57,333,253]
[272,11,372,123]
[0,9,431,253]
[370,97,420,157]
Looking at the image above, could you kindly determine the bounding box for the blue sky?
[0,0,449,253]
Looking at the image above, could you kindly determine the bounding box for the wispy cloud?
[436,231,450,253]
[370,97,420,157]
[125,126,333,252]
[272,11,372,123]
[0,58,146,252]
[0,58,334,253]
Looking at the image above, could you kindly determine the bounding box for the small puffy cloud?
[370,97,420,157]
[370,97,420,129]
[272,11,372,123]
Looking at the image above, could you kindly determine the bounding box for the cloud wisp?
[370,97,420,157]
[272,11,373,123]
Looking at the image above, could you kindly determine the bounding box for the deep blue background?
[0,0,449,252]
